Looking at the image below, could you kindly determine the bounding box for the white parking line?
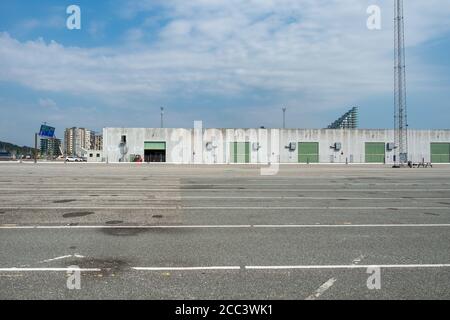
[1,224,450,229]
[0,268,100,272]
[133,266,241,271]
[38,254,85,264]
[252,224,450,228]
[1,264,450,273]
[184,207,450,210]
[245,264,450,270]
[305,278,337,300]
[38,255,73,263]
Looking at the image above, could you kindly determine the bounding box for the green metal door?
[365,142,385,163]
[298,142,319,163]
[431,143,450,163]
[230,142,250,163]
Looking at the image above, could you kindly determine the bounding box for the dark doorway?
[144,150,166,162]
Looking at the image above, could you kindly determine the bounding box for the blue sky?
[1,0,450,146]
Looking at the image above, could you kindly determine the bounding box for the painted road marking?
[245,264,450,270]
[38,255,73,263]
[352,255,365,265]
[133,266,241,271]
[38,254,85,264]
[1,224,450,229]
[305,278,337,300]
[252,224,450,228]
[3,264,448,273]
[0,268,100,272]
[183,207,450,210]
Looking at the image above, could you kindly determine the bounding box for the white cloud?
[88,21,107,38]
[1,0,450,114]
[124,28,145,43]
[18,15,65,32]
[38,98,58,109]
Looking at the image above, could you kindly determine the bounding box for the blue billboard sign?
[39,125,55,138]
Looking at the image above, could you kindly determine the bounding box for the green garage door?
[144,141,166,162]
[298,142,319,163]
[144,142,166,150]
[230,142,250,163]
[365,142,385,163]
[431,143,450,163]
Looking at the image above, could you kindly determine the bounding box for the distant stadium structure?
[327,107,358,129]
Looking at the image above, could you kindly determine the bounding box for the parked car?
[65,156,82,162]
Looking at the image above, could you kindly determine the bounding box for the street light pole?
[282,107,286,129]
[34,133,38,164]
[160,107,164,128]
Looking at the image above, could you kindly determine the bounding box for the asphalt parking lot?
[0,163,449,299]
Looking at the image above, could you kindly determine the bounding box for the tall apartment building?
[64,127,75,156]
[40,138,62,159]
[64,127,102,156]
[93,134,103,150]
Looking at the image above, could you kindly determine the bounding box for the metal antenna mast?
[394,0,408,166]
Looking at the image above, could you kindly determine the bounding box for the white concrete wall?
[86,150,103,163]
[103,128,450,164]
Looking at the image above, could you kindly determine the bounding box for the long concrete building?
[103,127,450,164]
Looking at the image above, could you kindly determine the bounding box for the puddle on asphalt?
[53,199,76,203]
[100,228,150,237]
[65,257,131,278]
[100,227,193,237]
[105,220,123,225]
[62,211,95,218]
